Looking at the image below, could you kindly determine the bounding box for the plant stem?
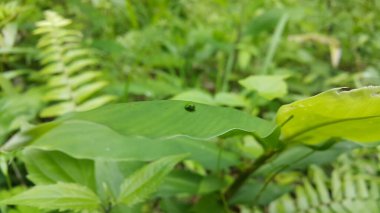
[252,150,315,204]
[224,150,277,200]
[11,160,26,186]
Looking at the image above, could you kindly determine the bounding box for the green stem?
[11,160,26,186]
[252,149,315,204]
[224,150,278,200]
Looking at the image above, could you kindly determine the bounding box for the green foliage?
[277,87,380,145]
[34,11,115,118]
[118,154,187,206]
[23,149,96,189]
[3,87,380,212]
[0,90,41,144]
[239,75,288,100]
[1,183,101,212]
[269,158,380,212]
[2,152,185,212]
[0,2,21,28]
[0,186,41,213]
[1,1,380,212]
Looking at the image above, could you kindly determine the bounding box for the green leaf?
[3,101,272,168]
[229,180,293,206]
[172,90,215,105]
[47,75,66,87]
[61,100,274,139]
[76,95,116,111]
[239,75,288,100]
[42,87,71,101]
[257,142,359,176]
[39,102,75,118]
[191,193,224,213]
[63,48,93,64]
[160,198,192,213]
[0,186,41,213]
[66,58,98,75]
[24,121,238,169]
[70,71,102,88]
[277,87,380,145]
[197,175,226,195]
[117,154,187,206]
[214,92,248,108]
[1,122,59,152]
[23,149,96,190]
[95,160,128,202]
[1,183,101,212]
[157,170,203,197]
[73,81,108,103]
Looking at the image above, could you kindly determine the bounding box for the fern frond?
[268,165,380,213]
[34,11,116,118]
[0,1,21,27]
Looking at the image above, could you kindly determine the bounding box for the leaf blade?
[277,87,380,144]
[117,154,187,206]
[1,183,101,212]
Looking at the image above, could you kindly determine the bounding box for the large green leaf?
[22,120,238,169]
[277,87,380,145]
[60,100,274,139]
[1,183,101,212]
[117,154,186,206]
[2,101,273,167]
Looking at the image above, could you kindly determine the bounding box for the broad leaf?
[117,154,187,206]
[60,100,274,139]
[277,87,380,145]
[172,90,215,105]
[214,92,248,108]
[2,101,273,168]
[239,75,288,100]
[1,183,101,212]
[2,100,274,152]
[22,121,238,169]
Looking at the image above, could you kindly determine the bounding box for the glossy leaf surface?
[277,87,380,144]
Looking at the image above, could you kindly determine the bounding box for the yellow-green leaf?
[277,87,380,145]
[239,75,288,100]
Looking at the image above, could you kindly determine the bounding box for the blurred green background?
[1,0,380,211]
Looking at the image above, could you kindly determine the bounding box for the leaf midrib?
[282,115,380,143]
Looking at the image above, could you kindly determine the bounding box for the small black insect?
[184,103,196,112]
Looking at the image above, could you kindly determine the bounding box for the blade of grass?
[262,13,289,74]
